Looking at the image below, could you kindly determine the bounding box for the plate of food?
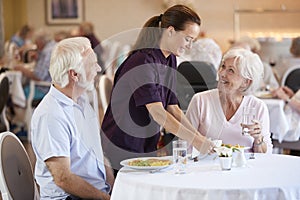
[120,157,172,170]
[255,91,273,99]
[221,144,251,150]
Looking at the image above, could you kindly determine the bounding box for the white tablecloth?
[261,99,290,142]
[4,71,26,108]
[111,154,300,200]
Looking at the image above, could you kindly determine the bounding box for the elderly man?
[31,37,111,199]
[14,28,56,99]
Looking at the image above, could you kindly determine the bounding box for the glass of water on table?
[172,140,187,174]
[242,106,256,136]
[242,106,256,159]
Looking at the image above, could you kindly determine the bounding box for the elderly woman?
[186,48,273,153]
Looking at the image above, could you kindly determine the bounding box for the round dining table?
[111,153,300,200]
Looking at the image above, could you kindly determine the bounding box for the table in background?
[261,98,289,142]
[111,154,300,200]
[4,71,26,108]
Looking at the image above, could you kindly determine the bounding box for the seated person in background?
[275,37,300,82]
[231,36,279,91]
[54,30,70,42]
[5,25,34,65]
[177,33,222,70]
[79,21,104,67]
[10,24,34,48]
[186,48,273,153]
[14,28,56,100]
[31,37,111,199]
[272,86,300,141]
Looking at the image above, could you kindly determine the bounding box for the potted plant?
[214,146,233,170]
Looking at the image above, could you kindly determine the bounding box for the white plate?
[242,146,251,150]
[120,157,172,170]
[255,91,273,99]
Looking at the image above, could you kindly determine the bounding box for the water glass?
[172,140,187,174]
[242,107,256,136]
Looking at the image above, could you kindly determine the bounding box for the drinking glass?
[242,107,256,136]
[172,140,187,174]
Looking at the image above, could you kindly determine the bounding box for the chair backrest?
[0,74,10,132]
[281,65,300,93]
[0,131,39,200]
[177,61,217,110]
[98,75,113,114]
[0,75,9,115]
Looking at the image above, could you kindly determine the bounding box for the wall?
[3,0,27,41]
[22,0,300,51]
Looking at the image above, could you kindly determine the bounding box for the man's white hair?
[49,37,91,88]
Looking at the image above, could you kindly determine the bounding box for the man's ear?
[69,70,78,82]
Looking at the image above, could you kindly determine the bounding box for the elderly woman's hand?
[241,119,263,142]
[247,120,267,152]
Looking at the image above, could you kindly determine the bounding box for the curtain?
[0,0,4,58]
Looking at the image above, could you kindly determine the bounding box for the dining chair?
[97,75,113,122]
[281,65,300,93]
[101,41,121,79]
[272,138,300,153]
[177,61,217,110]
[0,131,40,200]
[0,74,10,132]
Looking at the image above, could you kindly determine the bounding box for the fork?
[149,168,163,173]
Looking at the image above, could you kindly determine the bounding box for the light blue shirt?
[31,85,109,199]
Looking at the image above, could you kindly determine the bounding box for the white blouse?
[186,89,273,153]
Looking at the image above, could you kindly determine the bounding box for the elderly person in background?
[79,21,104,67]
[275,37,300,82]
[272,86,300,142]
[10,24,34,48]
[231,36,279,91]
[272,86,300,112]
[14,28,56,100]
[178,36,223,70]
[31,37,111,199]
[186,48,273,153]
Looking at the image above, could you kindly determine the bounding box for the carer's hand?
[193,135,215,155]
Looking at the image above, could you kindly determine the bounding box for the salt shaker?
[235,148,247,167]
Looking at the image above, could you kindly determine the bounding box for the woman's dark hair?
[132,4,201,51]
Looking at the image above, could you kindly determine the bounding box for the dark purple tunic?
[101,48,178,168]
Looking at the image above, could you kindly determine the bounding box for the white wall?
[26,0,300,51]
